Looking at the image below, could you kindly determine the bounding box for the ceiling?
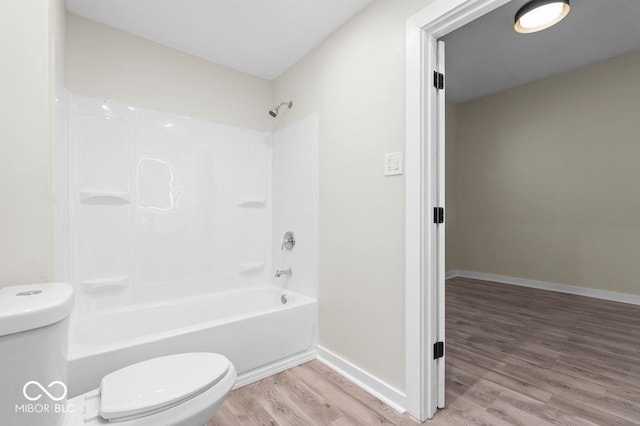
[65,0,373,80]
[443,0,640,103]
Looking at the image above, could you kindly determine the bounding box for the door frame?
[404,0,511,421]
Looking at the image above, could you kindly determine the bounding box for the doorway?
[406,0,640,422]
[405,0,518,421]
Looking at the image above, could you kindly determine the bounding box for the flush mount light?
[515,0,570,33]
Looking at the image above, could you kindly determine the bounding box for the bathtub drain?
[281,294,288,304]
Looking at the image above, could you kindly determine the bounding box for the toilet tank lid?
[100,352,230,421]
[0,283,74,336]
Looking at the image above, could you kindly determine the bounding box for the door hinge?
[433,71,444,90]
[434,341,445,359]
[434,207,444,224]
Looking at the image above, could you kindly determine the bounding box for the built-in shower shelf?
[237,197,266,208]
[239,262,265,273]
[80,191,131,205]
[83,276,129,293]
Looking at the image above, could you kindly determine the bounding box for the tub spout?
[275,268,292,278]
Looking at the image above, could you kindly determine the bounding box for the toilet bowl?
[63,352,237,425]
[0,283,236,426]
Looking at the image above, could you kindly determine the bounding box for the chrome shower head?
[268,101,293,118]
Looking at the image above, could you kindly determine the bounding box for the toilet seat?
[100,353,229,422]
[65,353,237,426]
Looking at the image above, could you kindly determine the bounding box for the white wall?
[0,0,65,288]
[272,114,320,299]
[454,48,640,295]
[52,0,68,283]
[66,14,272,133]
[274,0,437,391]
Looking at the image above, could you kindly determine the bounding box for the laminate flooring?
[209,277,640,425]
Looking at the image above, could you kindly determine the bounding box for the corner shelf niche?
[80,191,131,205]
[239,262,265,274]
[237,197,266,208]
[83,276,129,293]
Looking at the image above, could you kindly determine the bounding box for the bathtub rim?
[68,286,316,360]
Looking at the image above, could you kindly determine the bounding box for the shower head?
[268,101,293,118]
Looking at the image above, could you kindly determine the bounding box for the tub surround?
[64,93,320,398]
[67,93,273,313]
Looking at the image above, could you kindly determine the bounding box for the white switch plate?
[384,152,403,176]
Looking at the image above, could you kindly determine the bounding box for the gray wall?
[450,48,640,295]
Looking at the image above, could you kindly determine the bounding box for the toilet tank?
[0,283,74,426]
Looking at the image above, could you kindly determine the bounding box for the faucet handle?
[281,231,295,251]
[275,268,292,278]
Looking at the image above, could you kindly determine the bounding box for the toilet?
[0,283,236,426]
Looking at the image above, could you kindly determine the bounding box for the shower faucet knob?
[281,231,295,251]
[275,268,292,278]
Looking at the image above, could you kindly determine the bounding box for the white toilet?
[0,283,236,426]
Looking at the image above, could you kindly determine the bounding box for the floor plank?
[209,278,640,425]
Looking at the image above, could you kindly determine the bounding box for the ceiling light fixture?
[514,0,570,33]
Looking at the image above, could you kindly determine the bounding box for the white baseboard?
[451,270,640,306]
[445,270,459,280]
[235,350,317,389]
[317,346,406,413]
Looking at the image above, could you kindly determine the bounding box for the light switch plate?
[384,152,403,176]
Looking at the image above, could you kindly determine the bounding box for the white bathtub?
[67,286,317,397]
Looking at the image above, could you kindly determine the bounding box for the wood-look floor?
[208,360,417,425]
[209,277,640,425]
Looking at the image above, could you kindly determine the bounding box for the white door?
[407,0,512,418]
[435,39,446,408]
[405,31,447,422]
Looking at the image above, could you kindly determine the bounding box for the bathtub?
[67,286,317,397]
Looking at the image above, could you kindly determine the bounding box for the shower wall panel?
[272,114,319,299]
[68,93,271,313]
